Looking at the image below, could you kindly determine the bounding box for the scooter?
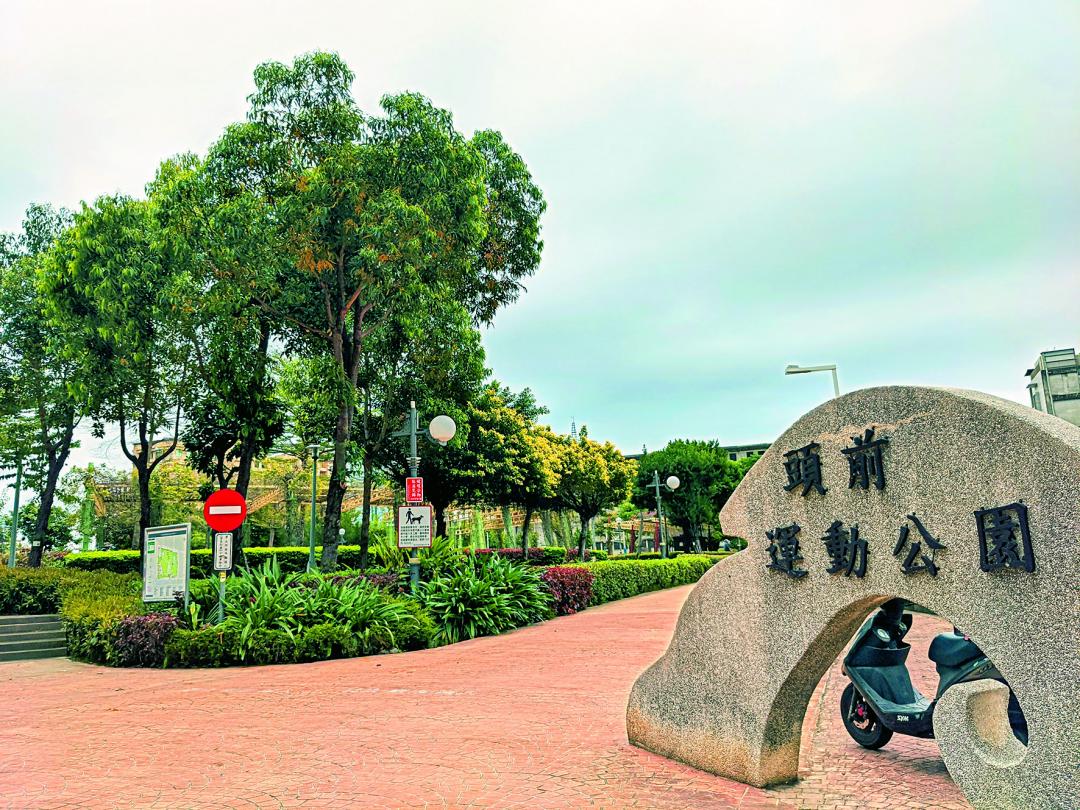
[840,599,1027,749]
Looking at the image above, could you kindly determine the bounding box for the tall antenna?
[570,418,578,441]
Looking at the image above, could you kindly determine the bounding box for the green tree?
[0,203,85,565]
[209,53,544,569]
[41,195,189,559]
[633,440,742,553]
[357,292,486,567]
[554,427,636,560]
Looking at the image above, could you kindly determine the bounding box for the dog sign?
[397,505,433,549]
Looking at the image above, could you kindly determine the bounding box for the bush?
[540,566,594,615]
[0,566,66,613]
[165,626,241,668]
[64,545,381,576]
[465,547,568,566]
[573,555,720,606]
[295,623,358,662]
[60,571,145,665]
[113,613,178,667]
[418,555,553,645]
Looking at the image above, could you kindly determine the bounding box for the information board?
[397,505,432,549]
[143,523,192,602]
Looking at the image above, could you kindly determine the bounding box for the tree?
[207,53,544,569]
[42,195,189,560]
[554,427,636,560]
[0,203,84,565]
[357,292,486,567]
[633,440,756,552]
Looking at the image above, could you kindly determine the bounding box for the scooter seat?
[928,632,983,668]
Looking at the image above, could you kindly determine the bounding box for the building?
[1026,348,1080,428]
[624,441,770,463]
[724,442,770,462]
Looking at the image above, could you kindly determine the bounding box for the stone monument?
[626,386,1079,810]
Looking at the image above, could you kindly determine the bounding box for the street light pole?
[392,400,457,592]
[785,363,840,399]
[7,459,22,568]
[307,445,321,573]
[651,469,680,559]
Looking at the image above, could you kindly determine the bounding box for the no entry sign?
[203,488,247,533]
[405,477,423,503]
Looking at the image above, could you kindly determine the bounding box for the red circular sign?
[203,488,248,532]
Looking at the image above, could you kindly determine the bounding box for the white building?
[1026,348,1080,428]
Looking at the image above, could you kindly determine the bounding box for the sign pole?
[218,572,226,624]
[407,401,422,592]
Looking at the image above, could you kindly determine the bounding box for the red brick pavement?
[0,586,968,809]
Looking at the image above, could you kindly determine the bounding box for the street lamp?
[785,363,840,399]
[306,444,327,573]
[2,459,23,568]
[393,401,457,590]
[651,470,680,558]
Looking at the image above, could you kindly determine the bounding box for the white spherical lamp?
[428,414,457,444]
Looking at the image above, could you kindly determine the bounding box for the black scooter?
[840,599,1027,749]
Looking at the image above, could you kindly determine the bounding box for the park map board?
[142,523,191,602]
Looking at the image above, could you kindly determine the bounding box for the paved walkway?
[1,586,967,809]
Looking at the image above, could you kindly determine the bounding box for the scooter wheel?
[841,683,893,750]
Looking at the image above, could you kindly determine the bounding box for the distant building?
[1026,348,1080,428]
[724,443,770,462]
[624,442,770,463]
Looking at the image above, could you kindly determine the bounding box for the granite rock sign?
[626,386,1079,810]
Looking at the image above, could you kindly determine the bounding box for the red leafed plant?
[540,566,594,615]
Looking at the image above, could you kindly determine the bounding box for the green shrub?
[418,555,553,645]
[295,623,358,661]
[0,566,66,613]
[60,571,145,665]
[165,626,241,667]
[65,545,386,576]
[572,555,720,606]
[392,598,437,650]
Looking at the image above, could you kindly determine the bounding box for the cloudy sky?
[1,0,1077,470]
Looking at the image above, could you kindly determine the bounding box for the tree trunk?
[320,399,354,571]
[135,460,152,572]
[577,513,590,561]
[358,454,374,570]
[521,505,534,561]
[28,437,73,567]
[433,498,449,542]
[540,510,554,546]
[501,505,514,541]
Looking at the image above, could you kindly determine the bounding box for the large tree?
[42,195,189,558]
[632,439,743,553]
[357,292,486,567]
[555,427,636,560]
[206,52,544,569]
[0,204,83,565]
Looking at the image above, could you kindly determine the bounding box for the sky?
[1,0,1078,474]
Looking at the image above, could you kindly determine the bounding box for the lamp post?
[651,469,680,558]
[393,400,457,590]
[4,459,23,568]
[785,363,840,398]
[306,444,325,573]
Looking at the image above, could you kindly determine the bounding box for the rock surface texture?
[626,386,1080,809]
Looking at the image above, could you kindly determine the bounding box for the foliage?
[554,428,636,559]
[112,613,178,667]
[41,194,188,544]
[0,203,83,564]
[417,554,552,645]
[571,555,722,606]
[539,566,594,615]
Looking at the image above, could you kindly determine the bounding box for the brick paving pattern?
[0,586,968,809]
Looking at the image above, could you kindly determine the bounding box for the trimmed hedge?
[65,545,611,575]
[65,546,376,576]
[571,554,723,606]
